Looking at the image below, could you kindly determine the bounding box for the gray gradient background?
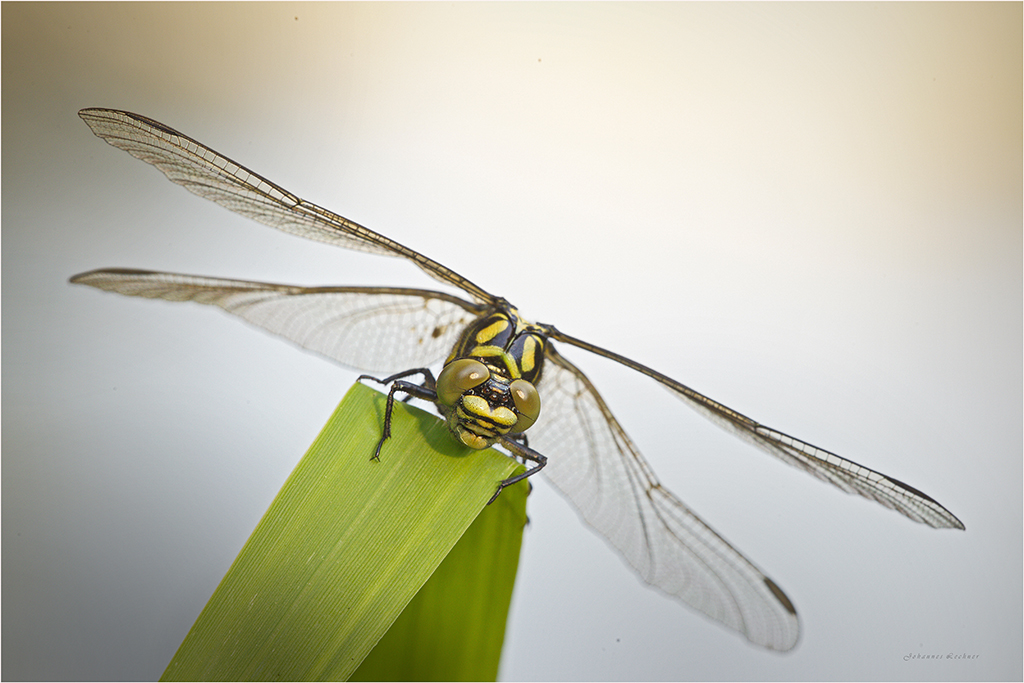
[3,3,1020,680]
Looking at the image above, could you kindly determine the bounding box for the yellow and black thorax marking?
[445,308,546,385]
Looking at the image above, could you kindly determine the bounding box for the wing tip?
[757,576,801,652]
[884,473,965,530]
[78,108,164,140]
[78,106,114,130]
[69,268,105,285]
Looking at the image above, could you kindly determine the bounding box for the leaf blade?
[161,382,523,681]
[350,476,527,681]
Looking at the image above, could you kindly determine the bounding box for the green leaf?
[161,382,526,681]
[350,469,527,682]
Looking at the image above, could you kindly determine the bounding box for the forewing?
[70,269,485,373]
[530,343,800,651]
[671,395,965,529]
[543,328,964,531]
[77,108,495,304]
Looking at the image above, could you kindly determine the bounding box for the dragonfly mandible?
[70,108,964,652]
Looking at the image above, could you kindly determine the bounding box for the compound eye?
[436,359,490,407]
[509,379,541,432]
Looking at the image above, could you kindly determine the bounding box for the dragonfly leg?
[505,431,530,449]
[490,436,547,505]
[358,367,437,390]
[358,370,439,461]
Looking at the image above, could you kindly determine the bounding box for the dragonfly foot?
[486,484,504,506]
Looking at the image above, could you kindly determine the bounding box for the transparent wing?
[75,108,964,652]
[542,326,964,531]
[531,344,800,651]
[70,268,486,373]
[77,108,497,305]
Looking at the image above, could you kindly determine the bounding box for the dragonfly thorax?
[444,309,546,386]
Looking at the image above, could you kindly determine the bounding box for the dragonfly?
[70,108,964,652]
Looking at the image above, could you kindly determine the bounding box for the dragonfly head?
[436,358,541,449]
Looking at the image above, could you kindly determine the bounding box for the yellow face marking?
[460,395,490,415]
[458,431,488,449]
[475,319,508,344]
[491,406,517,427]
[459,396,518,428]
